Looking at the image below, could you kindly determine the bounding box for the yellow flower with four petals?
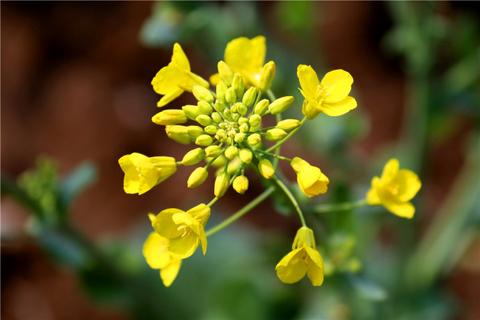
[290,157,329,198]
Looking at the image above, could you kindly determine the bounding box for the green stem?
[206,186,275,237]
[255,149,292,162]
[267,117,307,153]
[207,197,219,207]
[314,199,368,213]
[271,175,306,226]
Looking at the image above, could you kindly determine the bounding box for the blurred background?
[1,2,479,320]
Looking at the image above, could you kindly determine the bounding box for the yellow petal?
[381,158,400,182]
[151,66,181,95]
[151,208,184,239]
[171,43,190,71]
[305,247,324,286]
[143,233,171,269]
[297,65,320,100]
[320,69,353,103]
[157,88,183,108]
[118,153,160,195]
[321,96,357,117]
[395,169,421,202]
[290,157,310,173]
[366,178,381,205]
[186,204,211,225]
[168,232,199,258]
[209,73,220,86]
[224,36,266,77]
[275,248,307,284]
[383,199,415,219]
[301,99,320,119]
[160,259,182,287]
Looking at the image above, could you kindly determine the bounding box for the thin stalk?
[267,117,307,153]
[314,199,368,213]
[206,186,275,237]
[271,175,306,226]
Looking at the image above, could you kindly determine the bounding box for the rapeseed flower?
[297,65,357,119]
[366,158,421,218]
[290,157,329,198]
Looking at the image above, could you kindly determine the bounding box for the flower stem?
[314,199,368,213]
[271,175,307,226]
[266,117,307,153]
[207,197,219,207]
[206,186,275,237]
[255,149,292,162]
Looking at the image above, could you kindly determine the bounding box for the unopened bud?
[258,61,276,91]
[187,167,208,188]
[214,172,230,197]
[253,99,270,116]
[277,119,301,131]
[216,81,228,101]
[205,145,223,157]
[181,148,205,166]
[258,159,275,179]
[195,134,213,147]
[232,73,244,98]
[249,114,262,127]
[266,128,287,141]
[195,114,212,126]
[242,87,258,107]
[152,109,187,125]
[247,133,261,147]
[268,96,294,114]
[227,158,242,175]
[234,132,246,143]
[233,175,249,194]
[197,101,213,114]
[193,85,214,103]
[187,125,203,138]
[225,87,237,105]
[204,125,218,135]
[239,149,253,164]
[182,105,201,120]
[218,61,233,85]
[211,112,223,123]
[224,146,239,160]
[166,125,192,144]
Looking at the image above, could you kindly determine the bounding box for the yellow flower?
[366,158,421,219]
[275,226,324,286]
[118,153,177,195]
[152,43,209,108]
[143,232,182,287]
[212,36,275,90]
[149,204,210,258]
[290,157,329,198]
[297,65,357,119]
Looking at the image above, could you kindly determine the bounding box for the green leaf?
[60,162,96,208]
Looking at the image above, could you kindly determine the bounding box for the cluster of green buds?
[153,62,297,197]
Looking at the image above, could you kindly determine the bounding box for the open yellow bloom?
[152,43,209,107]
[118,153,177,195]
[297,65,357,119]
[143,232,182,287]
[366,158,421,219]
[276,226,324,286]
[290,157,329,197]
[212,36,275,90]
[149,204,210,258]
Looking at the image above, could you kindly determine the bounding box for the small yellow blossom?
[118,153,177,195]
[150,204,210,258]
[297,65,357,119]
[366,158,421,219]
[290,157,329,197]
[212,36,276,90]
[276,226,324,286]
[152,43,209,108]
[143,232,182,287]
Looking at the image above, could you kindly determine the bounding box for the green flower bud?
[211,155,226,167]
[249,114,262,127]
[195,114,212,126]
[187,125,203,138]
[225,87,237,105]
[258,159,275,179]
[195,134,213,147]
[204,125,218,135]
[277,119,301,131]
[214,100,226,112]
[151,109,187,125]
[224,146,239,160]
[215,129,226,140]
[182,105,201,120]
[239,149,253,164]
[266,128,287,141]
[197,101,213,114]
[227,158,242,175]
[238,117,248,125]
[231,113,240,122]
[193,85,214,103]
[218,61,233,85]
[247,133,261,147]
[258,61,276,91]
[253,99,270,116]
[239,123,249,133]
[223,108,232,121]
[233,175,249,194]
[187,167,208,188]
[216,81,228,101]
[205,145,223,157]
[211,112,223,123]
[237,103,248,116]
[214,172,230,197]
[181,148,205,166]
[166,125,192,144]
[242,87,258,107]
[234,132,246,143]
[232,73,244,98]
[268,96,294,114]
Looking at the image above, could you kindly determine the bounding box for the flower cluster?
[118,36,421,287]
